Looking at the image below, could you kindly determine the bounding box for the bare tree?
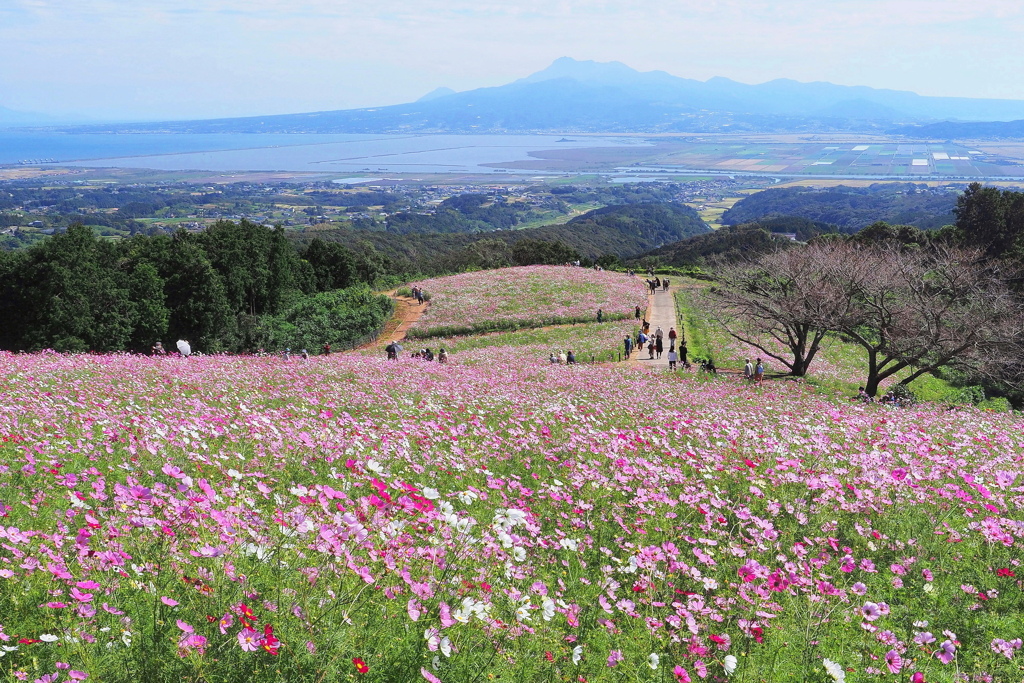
[702,240,1024,393]
[833,242,1024,396]
[700,242,857,376]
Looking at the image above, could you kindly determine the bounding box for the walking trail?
[358,280,698,375]
[627,284,684,369]
[356,291,427,353]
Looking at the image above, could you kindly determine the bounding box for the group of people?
[549,350,577,365]
[412,348,447,362]
[384,340,447,363]
[743,358,765,384]
[645,277,670,294]
[625,324,690,369]
[150,340,193,357]
[410,286,426,305]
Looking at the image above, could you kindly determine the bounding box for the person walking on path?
[655,326,664,342]
[680,343,689,369]
[624,336,633,359]
[655,336,663,359]
[744,358,754,380]
[597,308,603,323]
[635,305,642,321]
[754,358,765,384]
[668,327,677,345]
[667,348,678,370]
[648,339,655,359]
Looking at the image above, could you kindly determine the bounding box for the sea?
[0,131,645,175]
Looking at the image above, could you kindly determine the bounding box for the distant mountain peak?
[417,87,457,103]
[517,57,643,85]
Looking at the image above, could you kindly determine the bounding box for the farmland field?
[1,268,1023,683]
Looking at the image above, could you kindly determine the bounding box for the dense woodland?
[0,221,393,353]
[721,183,958,230]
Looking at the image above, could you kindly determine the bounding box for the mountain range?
[28,58,1024,137]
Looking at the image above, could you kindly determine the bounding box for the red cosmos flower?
[996,568,1016,577]
[238,603,255,619]
[18,638,41,644]
[352,657,369,674]
[261,624,280,655]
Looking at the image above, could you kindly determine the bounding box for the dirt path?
[355,291,428,353]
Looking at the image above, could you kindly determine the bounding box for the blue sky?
[2,0,1024,121]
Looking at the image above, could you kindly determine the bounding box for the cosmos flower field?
[408,266,647,338]
[1,273,1023,683]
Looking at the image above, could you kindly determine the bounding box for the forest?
[721,182,958,230]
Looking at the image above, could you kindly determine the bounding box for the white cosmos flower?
[541,597,555,621]
[572,645,584,665]
[457,490,478,505]
[516,604,532,621]
[823,658,845,682]
[39,634,59,643]
[422,487,440,500]
[647,653,660,670]
[512,546,527,562]
[439,636,452,658]
[724,654,738,676]
[559,538,579,551]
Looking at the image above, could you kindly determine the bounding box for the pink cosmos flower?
[607,650,623,666]
[861,602,881,621]
[914,632,936,645]
[885,649,902,673]
[673,665,692,682]
[936,639,956,664]
[160,597,179,607]
[237,628,260,652]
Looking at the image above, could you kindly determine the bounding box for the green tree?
[162,235,232,352]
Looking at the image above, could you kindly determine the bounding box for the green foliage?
[673,287,714,362]
[723,183,957,230]
[386,194,537,234]
[252,286,393,351]
[952,182,1024,259]
[0,220,391,354]
[290,202,708,277]
[633,223,795,268]
[979,396,1013,412]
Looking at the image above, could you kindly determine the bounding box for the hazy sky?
[3,0,1024,121]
